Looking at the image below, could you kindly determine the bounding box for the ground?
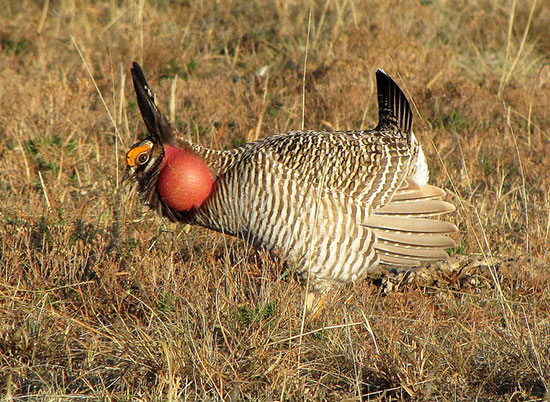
[0,0,549,400]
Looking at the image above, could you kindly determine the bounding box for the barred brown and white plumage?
[125,62,457,302]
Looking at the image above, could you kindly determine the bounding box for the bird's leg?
[305,289,330,319]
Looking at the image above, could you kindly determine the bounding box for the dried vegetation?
[1,0,549,400]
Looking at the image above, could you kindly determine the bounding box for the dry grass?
[1,0,549,400]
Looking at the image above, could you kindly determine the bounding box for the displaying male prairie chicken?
[125,62,457,308]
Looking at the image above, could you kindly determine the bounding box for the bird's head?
[124,136,164,208]
[124,62,214,215]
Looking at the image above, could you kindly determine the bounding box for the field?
[1,0,549,400]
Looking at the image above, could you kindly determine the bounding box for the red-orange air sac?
[157,145,214,211]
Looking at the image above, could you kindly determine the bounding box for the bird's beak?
[121,165,134,185]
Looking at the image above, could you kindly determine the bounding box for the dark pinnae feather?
[131,62,175,145]
[375,69,413,135]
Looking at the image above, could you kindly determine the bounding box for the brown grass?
[1,0,549,400]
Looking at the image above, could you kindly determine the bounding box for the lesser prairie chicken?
[124,62,457,309]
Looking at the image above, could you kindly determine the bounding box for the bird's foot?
[305,291,327,320]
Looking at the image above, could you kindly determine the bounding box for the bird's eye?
[126,141,153,167]
[137,152,149,165]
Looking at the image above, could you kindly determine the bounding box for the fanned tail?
[364,179,458,266]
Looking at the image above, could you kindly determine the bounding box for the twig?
[38,171,51,211]
[503,102,529,253]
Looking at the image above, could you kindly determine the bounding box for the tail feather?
[375,243,450,260]
[375,69,413,135]
[366,215,458,234]
[372,230,455,248]
[375,199,455,216]
[391,183,446,201]
[364,178,457,266]
[377,254,420,266]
